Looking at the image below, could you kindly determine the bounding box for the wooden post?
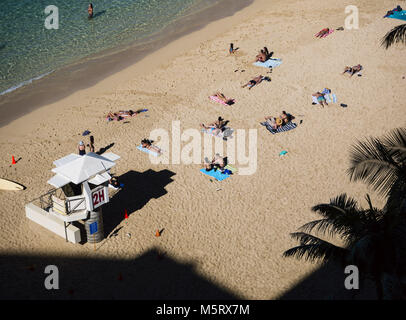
[64,221,68,242]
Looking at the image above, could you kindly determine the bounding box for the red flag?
[124,209,128,219]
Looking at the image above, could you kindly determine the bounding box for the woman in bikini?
[342,64,363,77]
[280,111,295,125]
[200,117,226,136]
[141,139,162,154]
[88,3,94,19]
[315,28,330,38]
[212,92,234,105]
[204,154,227,171]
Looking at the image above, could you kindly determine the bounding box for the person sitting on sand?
[109,176,121,189]
[141,138,162,154]
[342,64,363,77]
[204,154,227,172]
[315,28,330,38]
[78,141,86,156]
[280,111,295,124]
[256,49,267,62]
[229,43,238,54]
[212,92,234,105]
[242,75,270,90]
[312,92,328,107]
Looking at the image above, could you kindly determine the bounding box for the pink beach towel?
[209,95,235,105]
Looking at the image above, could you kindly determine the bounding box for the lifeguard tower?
[25,152,120,244]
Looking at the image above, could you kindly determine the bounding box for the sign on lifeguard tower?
[25,152,120,244]
[92,186,106,210]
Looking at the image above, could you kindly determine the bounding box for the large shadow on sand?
[276,260,378,300]
[0,248,240,299]
[102,169,175,236]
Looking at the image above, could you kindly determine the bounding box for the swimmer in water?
[88,3,93,19]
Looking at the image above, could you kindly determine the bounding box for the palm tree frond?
[347,137,401,196]
[284,232,348,263]
[382,23,406,49]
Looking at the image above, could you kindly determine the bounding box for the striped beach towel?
[263,121,297,134]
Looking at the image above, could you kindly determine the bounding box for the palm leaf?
[347,137,402,196]
[382,23,406,49]
[283,232,348,263]
[383,128,406,163]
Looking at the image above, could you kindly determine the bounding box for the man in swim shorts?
[242,75,266,90]
[312,92,328,107]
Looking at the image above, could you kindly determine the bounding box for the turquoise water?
[0,0,209,95]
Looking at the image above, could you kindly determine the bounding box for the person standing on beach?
[87,135,95,153]
[88,3,94,19]
[78,141,86,155]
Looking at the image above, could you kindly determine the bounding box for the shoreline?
[0,0,253,129]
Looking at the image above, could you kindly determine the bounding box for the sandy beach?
[0,0,405,299]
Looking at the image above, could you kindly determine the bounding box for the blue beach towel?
[253,58,282,69]
[137,145,160,157]
[388,10,406,21]
[263,121,297,134]
[200,168,231,181]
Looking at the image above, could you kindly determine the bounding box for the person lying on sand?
[204,154,227,172]
[312,92,328,107]
[107,109,143,121]
[242,75,270,90]
[200,117,227,136]
[264,116,283,129]
[212,92,234,105]
[342,64,363,77]
[315,28,330,38]
[141,138,162,154]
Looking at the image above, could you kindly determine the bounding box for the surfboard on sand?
[0,178,25,191]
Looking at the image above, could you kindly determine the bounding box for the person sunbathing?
[242,75,270,90]
[342,64,363,77]
[212,92,234,105]
[255,47,269,62]
[200,117,226,136]
[280,111,295,124]
[315,28,330,38]
[204,154,227,171]
[141,138,162,154]
[312,92,328,107]
[264,116,283,129]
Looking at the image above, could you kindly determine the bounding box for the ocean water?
[0,0,214,95]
